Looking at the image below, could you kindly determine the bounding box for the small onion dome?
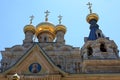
[24,24,35,34]
[55,24,66,34]
[36,22,56,38]
[86,13,99,23]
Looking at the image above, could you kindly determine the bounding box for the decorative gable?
[3,43,67,77]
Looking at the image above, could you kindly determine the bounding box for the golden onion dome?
[55,24,66,34]
[24,24,35,34]
[36,22,55,38]
[86,13,99,23]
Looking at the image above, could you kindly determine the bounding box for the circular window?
[29,63,41,73]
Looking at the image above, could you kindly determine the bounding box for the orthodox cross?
[87,2,92,14]
[58,15,62,24]
[29,15,34,25]
[44,10,50,21]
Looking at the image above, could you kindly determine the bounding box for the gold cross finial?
[29,15,34,25]
[58,15,62,24]
[87,2,92,14]
[44,10,50,21]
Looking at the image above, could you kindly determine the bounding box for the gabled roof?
[2,43,68,76]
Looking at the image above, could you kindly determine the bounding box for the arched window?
[87,47,93,57]
[96,29,104,38]
[100,43,107,52]
[98,33,101,37]
[44,37,47,42]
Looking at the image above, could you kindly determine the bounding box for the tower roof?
[24,24,35,34]
[55,24,66,34]
[86,2,105,40]
[86,13,99,23]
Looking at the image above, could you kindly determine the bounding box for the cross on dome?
[29,15,34,25]
[87,2,92,14]
[58,15,62,24]
[44,10,50,21]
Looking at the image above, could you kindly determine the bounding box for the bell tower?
[81,2,120,73]
[81,2,119,60]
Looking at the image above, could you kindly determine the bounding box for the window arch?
[87,46,93,57]
[98,33,101,37]
[96,29,105,38]
[44,37,47,42]
[100,43,107,52]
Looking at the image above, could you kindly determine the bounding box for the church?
[0,2,120,80]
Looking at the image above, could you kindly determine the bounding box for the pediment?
[4,43,67,76]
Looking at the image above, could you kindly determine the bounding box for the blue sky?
[0,0,120,59]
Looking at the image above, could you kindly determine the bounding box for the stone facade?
[0,11,120,80]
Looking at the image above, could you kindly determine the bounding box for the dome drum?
[36,30,55,39]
